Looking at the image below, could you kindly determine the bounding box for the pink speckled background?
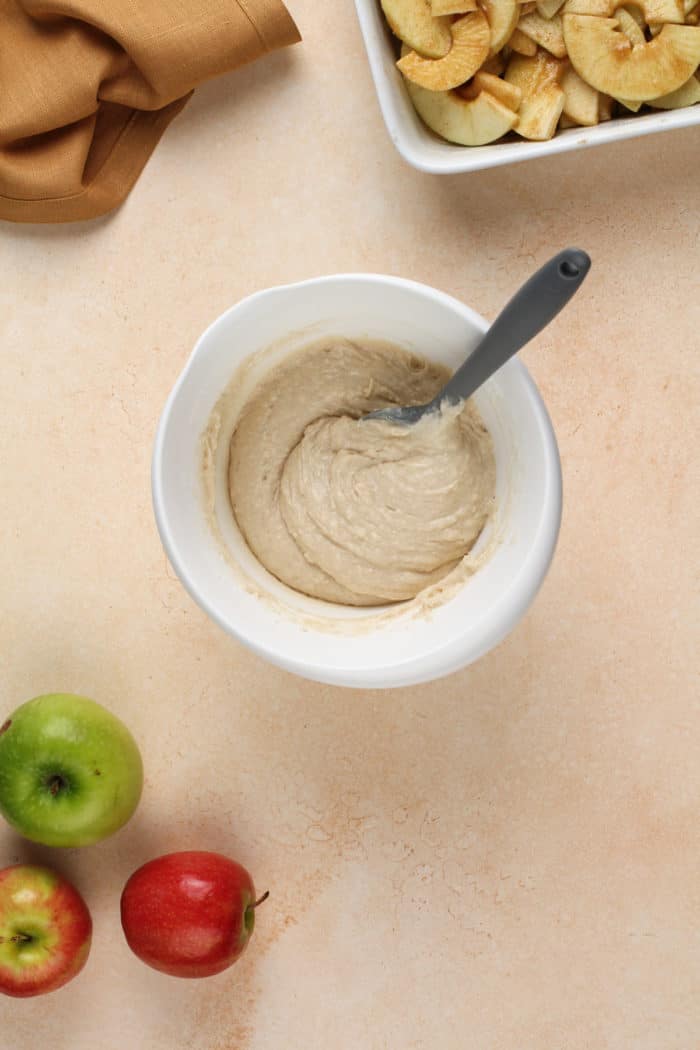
[1,2,698,1047]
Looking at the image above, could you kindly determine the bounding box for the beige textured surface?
[0,1,698,1046]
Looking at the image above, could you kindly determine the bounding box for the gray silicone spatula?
[365,248,591,425]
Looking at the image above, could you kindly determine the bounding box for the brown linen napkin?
[0,0,301,223]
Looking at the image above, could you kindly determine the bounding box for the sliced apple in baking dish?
[481,0,521,53]
[635,0,685,19]
[510,25,539,50]
[460,69,524,103]
[430,0,477,13]
[561,63,601,121]
[537,0,567,16]
[505,49,566,136]
[619,4,645,29]
[606,8,645,109]
[563,16,700,99]
[381,0,453,57]
[614,5,646,43]
[518,11,568,56]
[473,69,525,105]
[398,10,491,87]
[648,71,700,104]
[405,78,520,142]
[563,0,684,21]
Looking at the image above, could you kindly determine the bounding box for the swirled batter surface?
[229,339,495,606]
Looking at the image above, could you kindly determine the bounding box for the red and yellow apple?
[0,864,92,998]
[120,851,266,978]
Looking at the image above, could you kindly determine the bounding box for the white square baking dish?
[354,0,700,173]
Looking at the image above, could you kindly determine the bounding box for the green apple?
[0,694,143,847]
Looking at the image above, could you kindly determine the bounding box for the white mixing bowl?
[152,274,562,688]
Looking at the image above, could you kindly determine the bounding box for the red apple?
[0,864,92,998]
[120,850,267,978]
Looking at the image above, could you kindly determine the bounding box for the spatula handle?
[437,248,591,407]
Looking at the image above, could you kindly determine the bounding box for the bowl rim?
[353,0,700,175]
[152,273,563,688]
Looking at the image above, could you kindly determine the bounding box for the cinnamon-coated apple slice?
[537,0,566,17]
[563,15,700,99]
[381,0,453,57]
[510,25,539,50]
[606,8,645,110]
[481,0,521,53]
[405,77,519,142]
[563,0,684,23]
[505,49,566,137]
[398,10,491,88]
[561,63,601,121]
[430,0,478,13]
[471,69,524,106]
[614,5,646,43]
[518,11,568,56]
[648,71,700,104]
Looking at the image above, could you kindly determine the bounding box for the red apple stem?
[252,891,270,909]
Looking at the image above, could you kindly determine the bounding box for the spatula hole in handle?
[559,259,581,279]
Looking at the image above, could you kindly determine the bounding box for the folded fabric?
[0,0,300,223]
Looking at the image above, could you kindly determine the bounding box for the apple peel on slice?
[398,10,491,88]
[505,49,566,136]
[563,16,700,99]
[648,71,700,104]
[518,11,568,56]
[405,78,519,142]
[381,0,453,57]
